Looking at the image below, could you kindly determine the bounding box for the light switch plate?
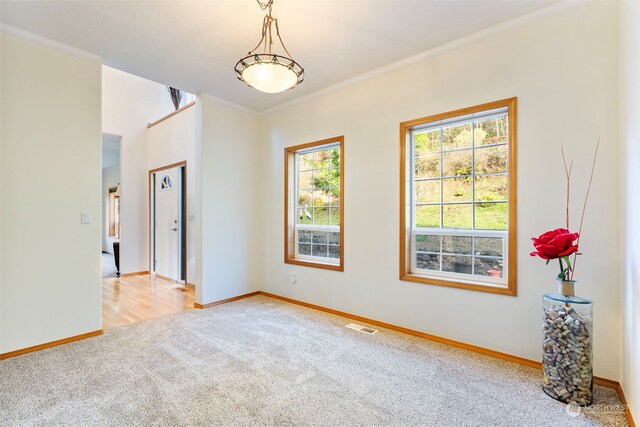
[81,211,92,224]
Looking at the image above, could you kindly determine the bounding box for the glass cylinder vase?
[542,280,593,406]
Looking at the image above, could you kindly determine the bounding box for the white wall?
[0,32,4,351]
[621,0,640,420]
[0,33,102,352]
[197,96,262,305]
[0,1,628,393]
[102,166,121,253]
[102,66,172,274]
[147,104,197,284]
[260,2,620,380]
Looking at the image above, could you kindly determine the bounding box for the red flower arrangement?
[530,228,580,281]
[531,228,579,260]
[530,141,600,282]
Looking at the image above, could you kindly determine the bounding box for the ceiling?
[1,0,555,112]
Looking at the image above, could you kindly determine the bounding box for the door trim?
[149,161,187,285]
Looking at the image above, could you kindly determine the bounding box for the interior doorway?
[101,133,121,278]
[150,161,187,284]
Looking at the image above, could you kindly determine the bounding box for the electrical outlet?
[291,272,297,284]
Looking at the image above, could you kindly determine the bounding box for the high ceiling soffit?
[1,0,558,112]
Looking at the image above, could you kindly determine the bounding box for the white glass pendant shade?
[242,63,298,93]
[235,54,304,94]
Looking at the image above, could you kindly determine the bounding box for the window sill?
[285,258,343,272]
[400,273,516,296]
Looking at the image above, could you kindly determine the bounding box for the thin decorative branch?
[561,146,573,230]
[570,138,600,279]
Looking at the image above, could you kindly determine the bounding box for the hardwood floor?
[102,274,195,329]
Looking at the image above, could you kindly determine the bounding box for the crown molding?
[0,23,101,63]
[261,0,580,115]
[202,93,261,116]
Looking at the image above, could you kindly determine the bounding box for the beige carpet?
[0,296,628,426]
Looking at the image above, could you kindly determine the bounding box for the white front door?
[153,167,182,281]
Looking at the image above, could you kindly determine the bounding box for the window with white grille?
[285,137,344,270]
[400,99,517,295]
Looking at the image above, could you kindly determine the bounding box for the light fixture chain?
[247,0,293,58]
[267,16,273,54]
[256,0,273,12]
[274,18,294,60]
[247,15,269,55]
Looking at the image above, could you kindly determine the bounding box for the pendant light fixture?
[234,0,304,94]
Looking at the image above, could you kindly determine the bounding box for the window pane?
[329,208,340,226]
[416,234,440,252]
[312,244,328,257]
[328,147,340,168]
[414,130,440,155]
[313,150,330,169]
[443,204,472,228]
[329,149,340,177]
[313,207,329,225]
[108,189,117,237]
[474,116,508,146]
[114,196,120,238]
[474,202,507,230]
[415,180,440,204]
[312,231,328,244]
[474,237,503,257]
[442,255,472,274]
[329,188,340,206]
[298,190,312,207]
[442,236,472,255]
[443,123,472,151]
[297,208,312,224]
[328,245,340,259]
[416,205,440,227]
[328,232,340,245]
[415,154,440,179]
[297,230,312,243]
[417,253,440,271]
[474,258,503,277]
[312,190,330,206]
[442,177,472,203]
[313,167,339,190]
[475,174,508,202]
[474,145,508,174]
[298,152,314,171]
[298,243,311,256]
[298,170,313,189]
[442,150,472,177]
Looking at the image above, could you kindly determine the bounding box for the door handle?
[170,227,178,231]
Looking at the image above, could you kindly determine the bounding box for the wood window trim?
[284,136,345,271]
[399,98,517,296]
